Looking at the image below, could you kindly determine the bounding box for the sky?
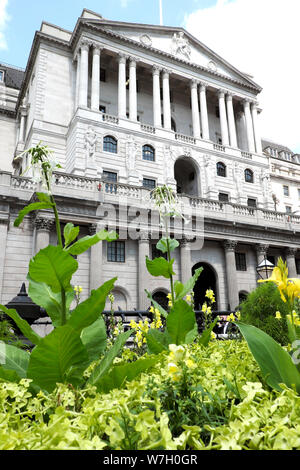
[0,0,299,152]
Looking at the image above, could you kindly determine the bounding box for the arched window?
[103,135,117,154]
[142,144,155,161]
[245,168,254,183]
[216,161,226,177]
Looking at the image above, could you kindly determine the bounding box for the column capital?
[199,81,208,90]
[92,43,103,54]
[34,217,54,232]
[152,65,161,76]
[286,247,298,256]
[89,223,98,236]
[139,230,150,242]
[179,237,189,248]
[223,239,237,252]
[218,88,226,98]
[255,243,269,255]
[79,39,90,51]
[226,92,234,100]
[118,53,128,64]
[162,68,172,77]
[190,79,199,89]
[129,56,139,65]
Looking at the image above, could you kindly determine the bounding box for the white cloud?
[184,0,300,152]
[0,0,10,50]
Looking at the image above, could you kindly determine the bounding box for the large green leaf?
[0,343,30,380]
[87,329,133,386]
[29,245,77,293]
[145,290,168,318]
[156,237,179,254]
[63,223,80,249]
[14,202,53,227]
[81,316,107,362]
[95,356,157,393]
[146,256,175,279]
[27,324,88,392]
[28,277,74,327]
[175,267,203,301]
[146,329,170,354]
[236,322,300,393]
[166,299,197,345]
[68,278,116,332]
[0,305,41,345]
[66,229,118,256]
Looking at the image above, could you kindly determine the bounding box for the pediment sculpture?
[171,32,191,60]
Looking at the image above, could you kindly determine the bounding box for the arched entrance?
[152,290,168,310]
[192,262,218,310]
[174,157,199,196]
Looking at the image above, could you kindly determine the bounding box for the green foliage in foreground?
[1,340,300,450]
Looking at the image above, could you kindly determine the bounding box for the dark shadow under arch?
[192,262,218,310]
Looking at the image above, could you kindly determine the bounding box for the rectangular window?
[103,171,117,182]
[107,241,125,262]
[285,205,292,214]
[142,178,156,190]
[99,105,106,113]
[219,192,229,203]
[100,68,106,82]
[235,252,247,271]
[247,198,257,208]
[283,185,289,196]
[152,244,167,260]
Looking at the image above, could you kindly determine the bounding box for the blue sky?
[0,0,299,151]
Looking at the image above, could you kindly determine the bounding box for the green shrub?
[240,282,289,345]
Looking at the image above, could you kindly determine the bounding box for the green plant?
[240,281,289,345]
[0,143,156,394]
[0,315,28,350]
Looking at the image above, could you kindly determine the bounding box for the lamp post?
[256,257,275,280]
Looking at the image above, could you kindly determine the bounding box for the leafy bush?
[240,282,290,345]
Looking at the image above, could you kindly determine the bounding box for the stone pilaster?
[218,89,229,146]
[190,80,201,138]
[223,240,239,310]
[152,66,161,127]
[138,231,150,310]
[118,54,127,119]
[89,223,103,291]
[34,217,54,254]
[251,102,262,154]
[129,57,138,121]
[78,41,89,107]
[162,69,171,130]
[286,247,298,278]
[226,93,237,148]
[180,237,192,285]
[255,243,269,265]
[91,45,101,111]
[243,99,255,153]
[199,82,209,140]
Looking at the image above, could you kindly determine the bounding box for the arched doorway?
[192,262,218,310]
[174,157,199,196]
[152,290,168,310]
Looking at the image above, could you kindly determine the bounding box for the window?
[244,168,254,183]
[99,105,106,113]
[267,256,275,266]
[283,185,289,197]
[0,70,4,82]
[103,171,117,182]
[235,253,247,271]
[100,68,106,82]
[107,241,125,262]
[219,192,229,203]
[247,198,257,208]
[103,135,117,154]
[152,244,167,260]
[142,145,155,161]
[216,162,226,177]
[142,178,156,190]
[285,205,292,214]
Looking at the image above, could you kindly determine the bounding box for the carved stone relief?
[171,32,191,60]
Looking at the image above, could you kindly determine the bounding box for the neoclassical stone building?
[0,8,299,313]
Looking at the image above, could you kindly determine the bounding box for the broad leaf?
[87,329,133,386]
[29,245,77,293]
[81,316,107,362]
[95,356,157,393]
[174,280,184,298]
[36,192,52,204]
[63,223,80,249]
[14,202,53,227]
[0,343,30,380]
[146,256,175,279]
[68,278,116,332]
[145,290,168,318]
[156,237,179,254]
[28,277,74,327]
[0,305,41,345]
[236,322,300,393]
[175,267,203,301]
[198,317,218,347]
[185,323,199,344]
[66,230,118,256]
[27,324,88,392]
[166,299,197,345]
[146,329,170,354]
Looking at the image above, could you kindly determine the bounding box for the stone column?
[0,220,8,302]
[75,52,81,109]
[218,90,229,146]
[223,240,239,311]
[251,102,262,154]
[286,248,298,278]
[199,82,209,140]
[118,54,127,119]
[226,93,237,148]
[138,231,150,310]
[190,80,201,138]
[162,69,171,130]
[89,223,103,291]
[78,41,89,108]
[35,217,54,254]
[255,243,269,266]
[91,45,101,111]
[152,66,161,127]
[180,238,192,285]
[243,99,255,153]
[129,57,138,121]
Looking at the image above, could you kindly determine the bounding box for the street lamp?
[256,257,275,280]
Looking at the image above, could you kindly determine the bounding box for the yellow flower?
[168,344,186,362]
[186,295,192,302]
[168,300,173,307]
[258,257,300,304]
[202,302,208,314]
[227,313,236,322]
[185,358,196,369]
[149,306,154,313]
[210,331,217,340]
[235,311,241,320]
[205,289,215,303]
[167,293,172,300]
[275,311,281,320]
[167,362,181,381]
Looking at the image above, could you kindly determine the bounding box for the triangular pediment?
[83,19,261,91]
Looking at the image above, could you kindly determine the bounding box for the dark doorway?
[152,291,168,310]
[174,157,198,196]
[192,262,218,310]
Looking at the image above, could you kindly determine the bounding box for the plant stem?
[164,217,175,305]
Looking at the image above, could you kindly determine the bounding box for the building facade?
[0,9,300,315]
